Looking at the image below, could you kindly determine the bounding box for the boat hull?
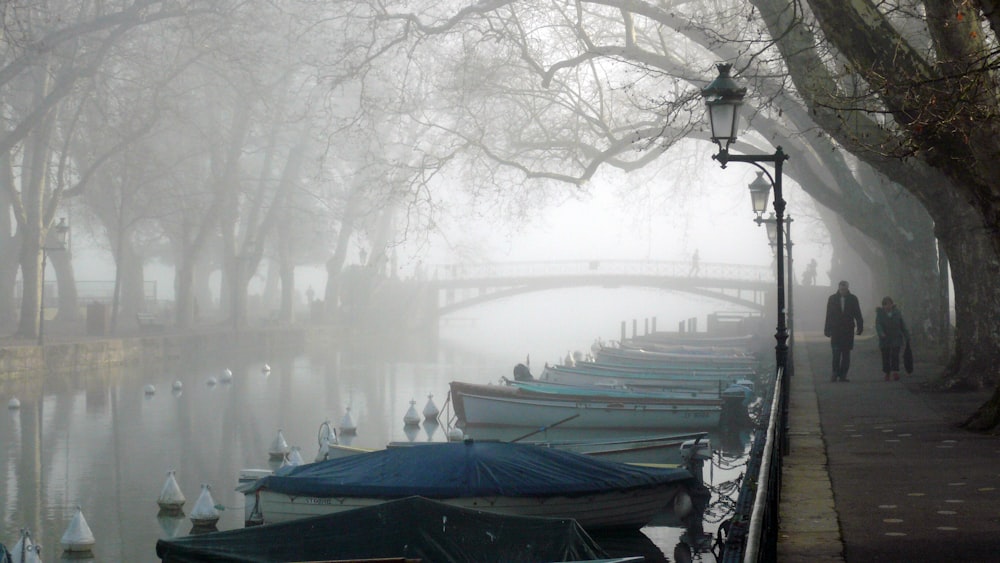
[540,364,747,392]
[451,381,721,430]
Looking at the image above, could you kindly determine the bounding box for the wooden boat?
[158,496,638,562]
[593,344,759,369]
[386,429,710,467]
[539,362,753,392]
[507,379,723,400]
[238,440,702,531]
[524,431,710,466]
[450,380,723,431]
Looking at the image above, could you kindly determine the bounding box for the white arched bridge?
[418,260,775,317]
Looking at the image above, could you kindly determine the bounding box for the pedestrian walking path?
[778,332,1000,562]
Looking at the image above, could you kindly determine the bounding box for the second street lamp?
[758,212,794,378]
[39,218,70,347]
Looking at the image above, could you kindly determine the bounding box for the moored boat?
[450,380,723,431]
[238,440,703,531]
[593,344,759,369]
[539,362,752,392]
[157,496,634,562]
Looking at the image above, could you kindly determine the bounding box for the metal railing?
[429,260,774,282]
[721,364,785,562]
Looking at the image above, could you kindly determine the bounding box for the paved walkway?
[778,332,1000,562]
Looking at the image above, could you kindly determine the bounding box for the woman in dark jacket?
[875,296,910,381]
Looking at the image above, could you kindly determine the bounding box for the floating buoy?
[11,528,42,563]
[282,446,304,467]
[206,376,217,387]
[60,505,96,553]
[339,408,356,435]
[268,429,290,460]
[262,363,271,374]
[315,420,337,462]
[423,419,439,441]
[172,381,183,391]
[403,400,421,426]
[422,394,439,421]
[220,368,233,383]
[403,423,420,442]
[447,427,465,441]
[157,470,186,514]
[144,384,156,395]
[8,397,20,409]
[157,512,185,539]
[189,484,220,528]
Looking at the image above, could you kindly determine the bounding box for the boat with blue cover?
[238,439,703,531]
[157,496,642,562]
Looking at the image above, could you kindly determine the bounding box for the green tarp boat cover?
[155,496,609,562]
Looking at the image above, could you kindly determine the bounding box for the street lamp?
[758,212,794,378]
[38,217,69,346]
[702,63,790,374]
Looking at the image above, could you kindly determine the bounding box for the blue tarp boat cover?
[156,496,610,563]
[241,439,697,499]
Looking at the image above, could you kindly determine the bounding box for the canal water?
[0,328,755,562]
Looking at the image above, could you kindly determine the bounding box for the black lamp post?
[38,217,69,347]
[702,63,790,375]
[759,212,794,378]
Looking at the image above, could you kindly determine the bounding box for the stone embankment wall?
[0,327,343,380]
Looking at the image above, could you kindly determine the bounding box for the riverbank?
[0,321,346,380]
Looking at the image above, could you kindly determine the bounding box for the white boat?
[238,440,702,531]
[538,363,749,392]
[450,380,723,431]
[593,344,759,369]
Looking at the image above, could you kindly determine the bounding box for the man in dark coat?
[824,280,864,382]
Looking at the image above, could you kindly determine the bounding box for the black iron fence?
[720,364,785,562]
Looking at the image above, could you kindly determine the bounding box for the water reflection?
[0,338,753,560]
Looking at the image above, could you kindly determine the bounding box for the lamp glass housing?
[52,218,69,249]
[748,172,772,217]
[701,64,746,151]
[764,213,778,246]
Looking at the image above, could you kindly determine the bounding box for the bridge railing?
[429,260,773,282]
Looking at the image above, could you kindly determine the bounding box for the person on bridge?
[824,280,864,382]
[689,249,700,277]
[803,258,818,286]
[875,296,910,381]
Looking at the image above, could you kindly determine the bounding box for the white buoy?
[157,512,185,539]
[157,470,186,514]
[422,394,439,421]
[172,381,183,391]
[11,528,42,563]
[206,376,217,387]
[220,368,233,383]
[403,400,421,426]
[338,408,356,435]
[60,505,96,553]
[8,397,20,409]
[144,384,156,395]
[282,446,304,467]
[262,363,271,374]
[268,429,290,460]
[447,427,465,441]
[189,484,220,528]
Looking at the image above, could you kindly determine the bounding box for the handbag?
[903,340,914,374]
